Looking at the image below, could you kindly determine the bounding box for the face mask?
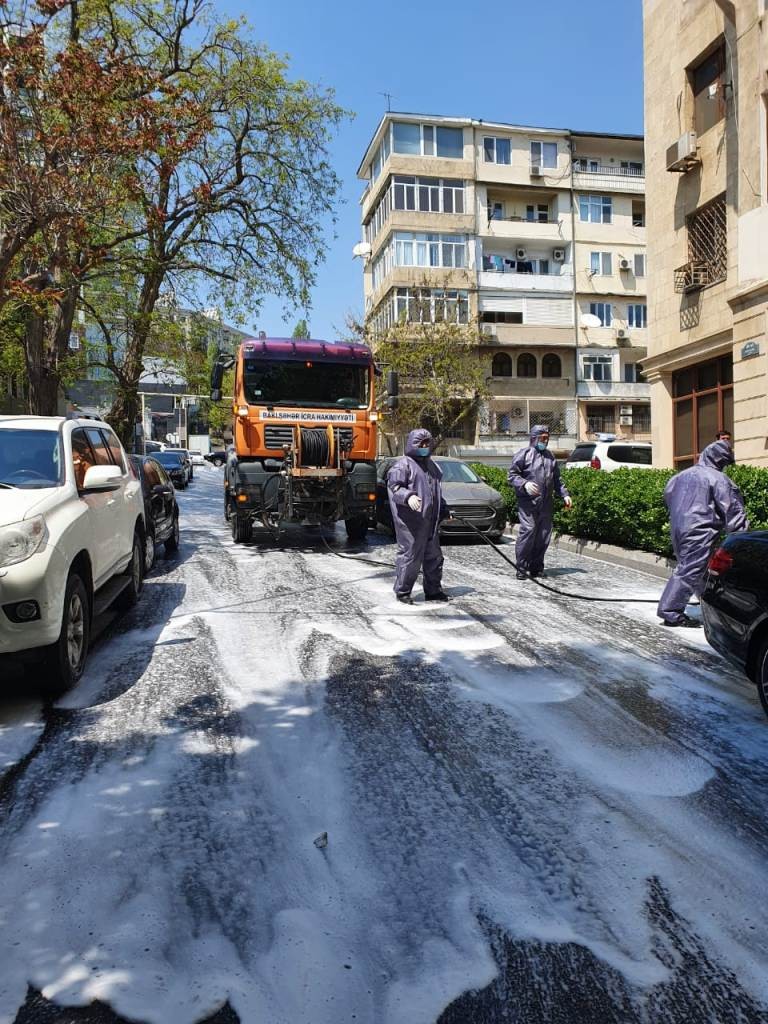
[535,441,548,452]
[415,447,431,457]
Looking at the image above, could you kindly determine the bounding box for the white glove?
[407,494,422,512]
[563,495,573,509]
[524,481,541,497]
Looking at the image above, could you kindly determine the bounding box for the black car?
[701,530,768,718]
[130,456,181,571]
[153,451,187,489]
[376,456,507,541]
[204,450,227,467]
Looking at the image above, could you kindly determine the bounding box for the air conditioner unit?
[615,328,630,341]
[530,164,543,177]
[553,248,566,262]
[481,323,496,336]
[666,131,699,172]
[618,258,632,271]
[619,415,633,426]
[619,405,633,416]
[515,247,527,260]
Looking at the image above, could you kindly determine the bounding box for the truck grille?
[264,426,294,449]
[448,503,496,522]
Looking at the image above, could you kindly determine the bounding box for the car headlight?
[0,516,46,568]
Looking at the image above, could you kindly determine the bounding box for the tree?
[351,284,490,455]
[291,318,310,339]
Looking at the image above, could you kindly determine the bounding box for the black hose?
[320,517,661,604]
[300,428,330,467]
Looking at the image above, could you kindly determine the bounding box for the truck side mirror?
[386,370,399,410]
[210,387,222,402]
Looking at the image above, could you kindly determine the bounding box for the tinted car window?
[607,445,652,465]
[85,428,112,466]
[152,460,170,486]
[71,429,96,489]
[143,460,161,488]
[101,429,126,471]
[566,444,596,463]
[156,453,183,468]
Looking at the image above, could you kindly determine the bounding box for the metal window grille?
[676,196,727,292]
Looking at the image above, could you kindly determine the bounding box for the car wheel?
[755,638,768,720]
[115,530,144,611]
[489,531,505,545]
[165,514,180,554]
[345,516,368,542]
[232,515,252,543]
[144,528,156,573]
[213,457,223,468]
[42,572,90,695]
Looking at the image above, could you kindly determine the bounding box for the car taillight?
[590,456,601,470]
[708,548,733,575]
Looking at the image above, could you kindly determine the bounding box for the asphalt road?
[2,467,768,1024]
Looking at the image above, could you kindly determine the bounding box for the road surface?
[2,467,768,1024]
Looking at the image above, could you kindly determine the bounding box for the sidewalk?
[508,525,674,580]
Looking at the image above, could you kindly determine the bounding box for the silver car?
[376,456,507,541]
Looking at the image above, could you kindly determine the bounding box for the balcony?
[573,165,645,194]
[479,324,575,345]
[482,217,566,243]
[478,270,573,293]
[576,380,650,400]
[674,260,710,293]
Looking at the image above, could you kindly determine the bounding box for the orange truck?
[210,336,396,543]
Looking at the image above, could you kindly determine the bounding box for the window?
[496,412,511,433]
[436,126,463,158]
[143,460,161,488]
[481,311,523,325]
[392,288,469,325]
[632,201,645,227]
[372,232,467,286]
[542,353,562,378]
[607,444,652,465]
[484,137,511,164]
[488,201,503,221]
[484,255,550,275]
[530,141,558,168]
[634,253,646,277]
[492,353,512,377]
[586,406,615,433]
[579,194,612,223]
[632,406,652,432]
[691,44,726,135]
[101,429,126,471]
[391,122,463,159]
[672,355,733,467]
[392,176,465,215]
[620,161,643,176]
[392,121,421,155]
[517,353,537,378]
[526,204,549,223]
[589,302,612,326]
[628,304,647,328]
[71,429,96,490]
[590,251,612,275]
[582,355,613,382]
[85,428,112,466]
[576,158,600,172]
[688,195,727,285]
[566,443,596,463]
[624,363,640,383]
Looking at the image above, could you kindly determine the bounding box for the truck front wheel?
[232,515,252,544]
[345,516,368,542]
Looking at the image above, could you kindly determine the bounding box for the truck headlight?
[0,516,46,568]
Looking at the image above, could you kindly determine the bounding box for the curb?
[508,525,674,580]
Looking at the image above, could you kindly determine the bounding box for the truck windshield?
[243,360,369,409]
[0,428,63,488]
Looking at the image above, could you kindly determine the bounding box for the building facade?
[643,0,768,468]
[357,113,649,459]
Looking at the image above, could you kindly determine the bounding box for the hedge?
[471,461,768,559]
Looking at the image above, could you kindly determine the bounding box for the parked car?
[188,449,206,467]
[0,414,145,691]
[164,447,193,482]
[204,450,227,468]
[153,451,188,489]
[376,456,507,541]
[566,437,653,471]
[129,455,180,571]
[701,531,768,719]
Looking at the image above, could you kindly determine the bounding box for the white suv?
[0,415,146,691]
[565,437,653,471]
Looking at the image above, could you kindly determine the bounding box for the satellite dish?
[580,313,602,329]
[352,242,373,260]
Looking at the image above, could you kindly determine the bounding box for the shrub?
[471,460,768,558]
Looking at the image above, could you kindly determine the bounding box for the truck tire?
[41,572,90,695]
[345,516,368,542]
[232,515,252,543]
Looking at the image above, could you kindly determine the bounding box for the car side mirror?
[82,465,122,493]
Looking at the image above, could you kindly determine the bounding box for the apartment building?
[643,0,768,468]
[357,113,649,458]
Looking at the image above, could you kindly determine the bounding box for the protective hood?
[698,440,734,471]
[529,425,549,445]
[405,429,435,457]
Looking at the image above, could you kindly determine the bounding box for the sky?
[221,0,645,341]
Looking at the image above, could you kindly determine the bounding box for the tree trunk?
[23,312,60,414]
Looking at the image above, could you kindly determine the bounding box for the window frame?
[483,136,511,165]
[579,194,612,224]
[530,140,558,168]
[590,251,613,275]
[589,302,613,327]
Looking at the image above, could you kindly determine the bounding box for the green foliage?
[471,463,768,559]
[292,319,310,339]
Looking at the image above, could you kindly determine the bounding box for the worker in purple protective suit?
[657,439,747,628]
[387,428,450,605]
[508,425,572,580]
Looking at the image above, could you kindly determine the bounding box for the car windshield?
[438,461,481,483]
[155,453,182,467]
[0,428,63,488]
[243,359,369,409]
